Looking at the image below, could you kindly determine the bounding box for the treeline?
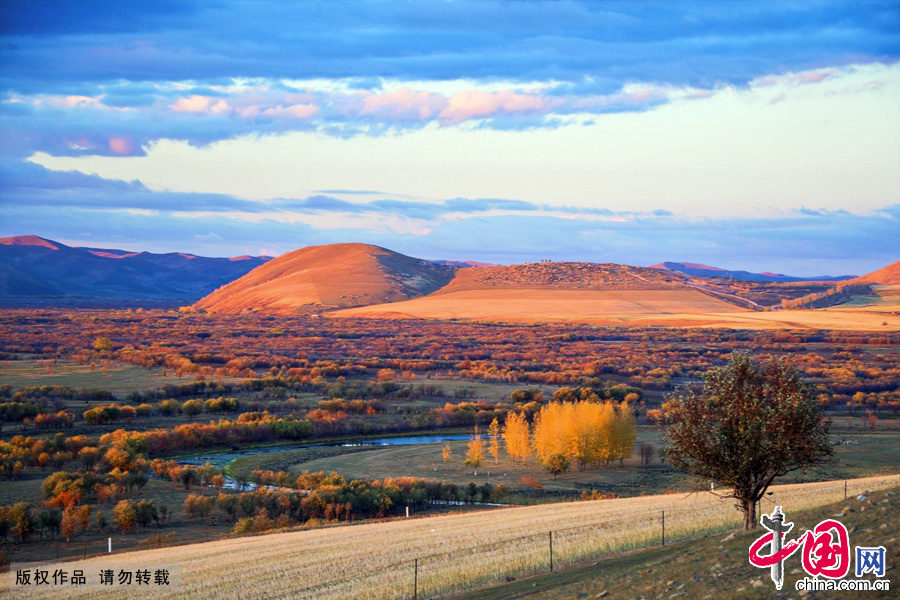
[494,400,637,477]
[1,413,316,477]
[780,284,869,310]
[224,472,509,535]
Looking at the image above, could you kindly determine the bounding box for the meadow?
[226,431,900,501]
[6,475,898,600]
[1,307,898,590]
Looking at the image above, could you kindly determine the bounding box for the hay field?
[331,288,900,330]
[8,475,899,600]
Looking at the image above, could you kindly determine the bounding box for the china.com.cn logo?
[748,506,890,593]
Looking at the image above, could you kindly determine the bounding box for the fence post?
[549,531,553,572]
[413,558,418,600]
[661,511,665,546]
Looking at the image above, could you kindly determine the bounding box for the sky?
[1,0,898,276]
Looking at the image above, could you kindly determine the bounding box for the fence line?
[283,476,893,600]
[6,475,898,600]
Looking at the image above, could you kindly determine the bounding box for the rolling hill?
[0,235,270,300]
[194,243,457,314]
[846,260,900,285]
[333,260,751,323]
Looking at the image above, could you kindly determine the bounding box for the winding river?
[177,434,471,474]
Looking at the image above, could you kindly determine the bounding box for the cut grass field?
[8,475,898,600]
[454,484,900,600]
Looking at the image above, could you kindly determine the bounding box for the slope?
[847,260,900,285]
[334,261,748,323]
[194,243,456,314]
[0,235,269,300]
[9,475,897,600]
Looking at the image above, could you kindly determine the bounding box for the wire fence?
[6,475,898,600]
[269,476,892,600]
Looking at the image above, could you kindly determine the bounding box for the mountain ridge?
[649,261,856,283]
[0,235,271,300]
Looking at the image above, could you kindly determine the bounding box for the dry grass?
[195,243,454,314]
[825,284,900,313]
[8,475,899,600]
[333,288,743,319]
[332,289,900,331]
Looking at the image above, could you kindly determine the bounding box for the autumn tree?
[611,401,637,467]
[112,500,136,534]
[464,426,485,476]
[665,353,833,530]
[441,444,452,462]
[502,411,531,465]
[61,506,79,542]
[544,453,570,479]
[487,418,501,465]
[93,337,113,352]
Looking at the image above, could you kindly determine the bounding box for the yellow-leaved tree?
[464,425,485,476]
[488,418,501,464]
[502,411,531,465]
[611,401,637,467]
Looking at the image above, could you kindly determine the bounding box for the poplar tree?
[502,411,531,465]
[464,426,485,476]
[487,418,501,464]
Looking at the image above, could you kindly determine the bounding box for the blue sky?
[1,0,898,275]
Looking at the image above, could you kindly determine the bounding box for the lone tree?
[464,426,485,476]
[665,353,832,529]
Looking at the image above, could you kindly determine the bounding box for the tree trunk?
[742,498,757,530]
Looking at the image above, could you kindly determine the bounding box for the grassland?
[332,289,900,330]
[0,359,206,396]
[223,432,900,500]
[827,284,900,313]
[455,484,900,600]
[8,475,898,600]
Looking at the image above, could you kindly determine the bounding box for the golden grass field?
[332,288,900,331]
[8,474,899,600]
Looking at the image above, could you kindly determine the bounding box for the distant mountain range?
[3,235,896,312]
[649,261,857,283]
[0,235,270,300]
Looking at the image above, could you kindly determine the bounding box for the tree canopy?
[665,353,833,529]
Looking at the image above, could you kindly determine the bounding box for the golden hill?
[847,260,900,285]
[195,243,455,314]
[431,261,687,293]
[334,261,752,323]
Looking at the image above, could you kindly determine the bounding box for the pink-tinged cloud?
[170,95,216,112]
[439,90,555,124]
[571,88,667,111]
[359,88,446,121]
[789,69,835,85]
[44,95,102,109]
[260,103,319,119]
[108,137,135,155]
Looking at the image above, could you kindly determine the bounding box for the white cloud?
[28,63,900,219]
